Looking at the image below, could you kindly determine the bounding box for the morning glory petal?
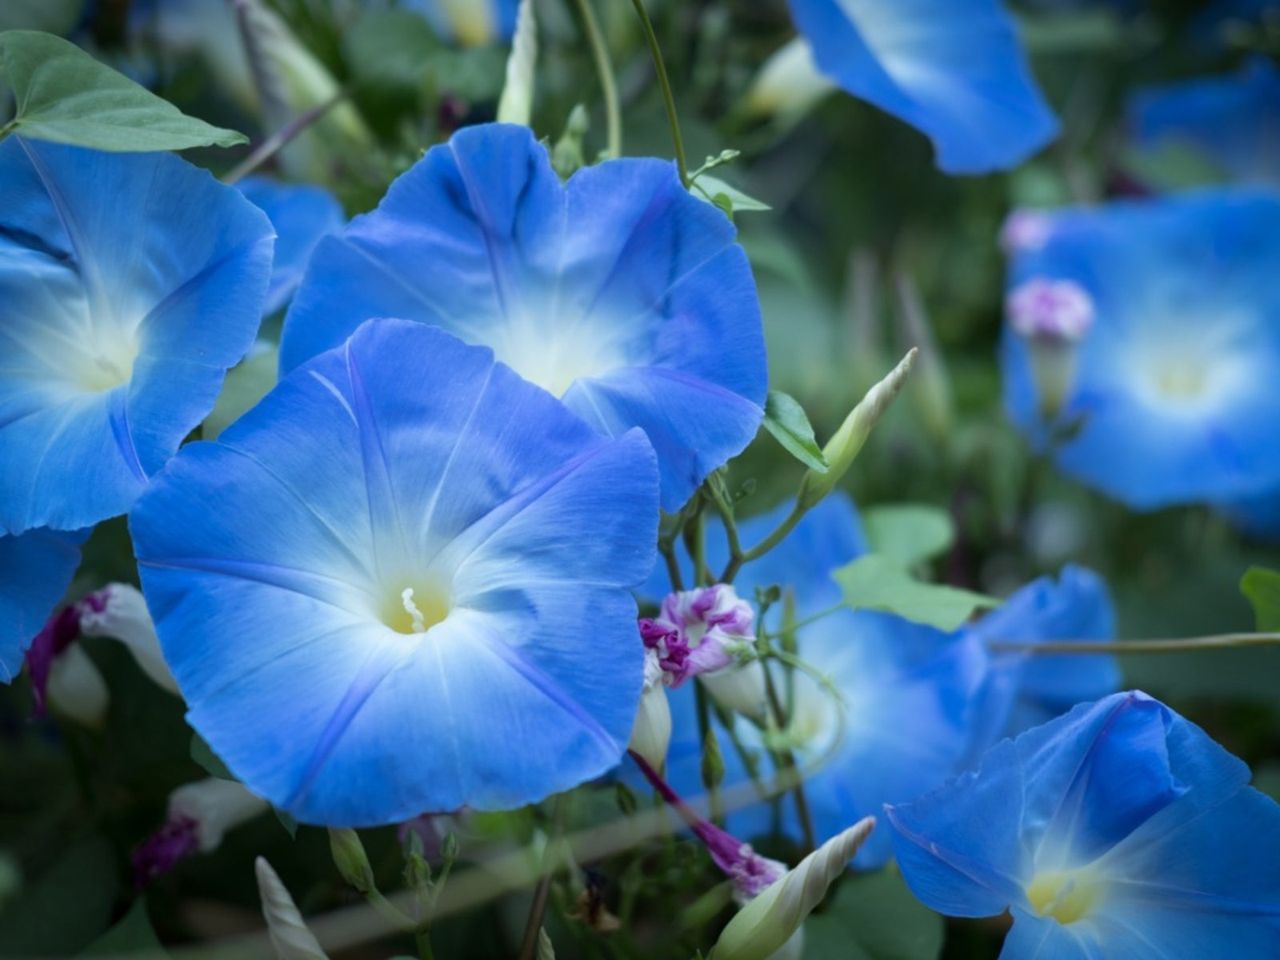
[785,0,1059,174]
[0,139,273,534]
[963,565,1119,745]
[0,528,84,682]
[1003,189,1280,508]
[238,177,344,315]
[281,123,766,511]
[1128,58,1280,188]
[889,691,1280,957]
[131,319,659,825]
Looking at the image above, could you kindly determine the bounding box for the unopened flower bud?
[797,350,917,510]
[77,583,179,694]
[627,650,672,772]
[328,828,375,894]
[255,857,329,960]
[700,724,725,791]
[745,37,835,120]
[1000,210,1054,254]
[45,644,108,728]
[712,817,876,960]
[1006,278,1095,420]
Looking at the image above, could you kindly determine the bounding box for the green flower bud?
[327,828,374,895]
[797,350,917,511]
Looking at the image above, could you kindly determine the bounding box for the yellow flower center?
[1026,869,1101,925]
[379,580,451,636]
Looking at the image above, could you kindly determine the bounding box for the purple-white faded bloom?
[1006,279,1096,342]
[77,583,178,695]
[133,777,269,887]
[24,591,109,722]
[642,585,766,717]
[1006,278,1096,420]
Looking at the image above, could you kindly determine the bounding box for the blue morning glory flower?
[130,319,659,826]
[784,0,1059,174]
[0,140,274,535]
[1128,58,1280,187]
[401,0,519,45]
[281,123,767,512]
[1002,189,1280,509]
[0,529,83,683]
[888,691,1280,958]
[964,565,1119,746]
[237,177,344,316]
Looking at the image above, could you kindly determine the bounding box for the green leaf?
[862,505,954,569]
[762,391,828,473]
[190,733,234,780]
[803,869,943,960]
[1241,566,1280,632]
[0,31,247,150]
[204,345,279,441]
[79,900,166,957]
[692,173,771,215]
[833,555,996,632]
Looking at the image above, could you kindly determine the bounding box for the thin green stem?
[222,91,346,185]
[721,502,807,582]
[567,0,622,157]
[708,480,743,582]
[765,603,845,640]
[628,0,689,186]
[660,541,685,592]
[759,658,816,854]
[518,795,568,960]
[693,679,722,823]
[988,632,1280,656]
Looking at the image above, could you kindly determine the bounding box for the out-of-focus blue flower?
[281,123,767,512]
[888,691,1280,958]
[130,320,659,826]
[238,178,344,316]
[0,140,273,534]
[0,530,83,683]
[1128,58,1280,187]
[1003,189,1280,509]
[784,0,1059,174]
[963,565,1119,750]
[399,0,519,46]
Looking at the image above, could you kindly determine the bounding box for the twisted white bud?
[712,816,877,960]
[255,857,329,960]
[628,650,672,771]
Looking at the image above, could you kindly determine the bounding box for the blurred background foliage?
[0,0,1278,957]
